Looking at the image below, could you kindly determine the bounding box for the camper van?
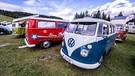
[115,24,128,42]
[12,15,39,37]
[12,22,26,37]
[25,18,69,48]
[110,16,128,42]
[127,22,135,33]
[60,17,116,69]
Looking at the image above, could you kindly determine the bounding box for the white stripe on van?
[64,32,96,56]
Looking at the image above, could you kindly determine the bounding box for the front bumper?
[116,38,122,41]
[12,33,19,36]
[60,49,101,69]
[24,38,35,47]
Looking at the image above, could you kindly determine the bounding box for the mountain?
[89,0,135,18]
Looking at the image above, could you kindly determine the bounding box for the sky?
[0,0,135,20]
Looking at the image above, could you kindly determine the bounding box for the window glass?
[111,24,115,33]
[12,23,16,27]
[75,22,97,36]
[116,24,124,31]
[38,21,56,28]
[103,24,109,35]
[75,24,84,34]
[109,24,112,34]
[58,22,68,28]
[97,23,103,36]
[66,23,77,33]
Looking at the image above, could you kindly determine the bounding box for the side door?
[102,23,111,52]
[105,23,116,52]
[96,23,107,58]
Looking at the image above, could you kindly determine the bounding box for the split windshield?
[116,24,124,31]
[66,22,97,36]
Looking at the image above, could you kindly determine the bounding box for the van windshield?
[116,24,124,31]
[66,22,97,36]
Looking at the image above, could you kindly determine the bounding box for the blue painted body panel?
[62,34,116,64]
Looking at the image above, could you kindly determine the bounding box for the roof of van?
[29,17,69,22]
[71,17,110,23]
[13,15,39,22]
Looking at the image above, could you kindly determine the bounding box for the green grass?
[0,34,135,76]
[0,14,14,22]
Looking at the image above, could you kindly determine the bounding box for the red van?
[25,18,69,48]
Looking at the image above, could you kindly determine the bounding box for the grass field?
[0,15,14,22]
[0,34,135,76]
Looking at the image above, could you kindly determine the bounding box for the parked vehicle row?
[22,17,131,69]
[1,16,131,69]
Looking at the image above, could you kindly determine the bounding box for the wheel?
[41,41,51,49]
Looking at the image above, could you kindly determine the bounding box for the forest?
[0,9,62,20]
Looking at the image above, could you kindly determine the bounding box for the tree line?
[74,10,124,21]
[0,9,62,20]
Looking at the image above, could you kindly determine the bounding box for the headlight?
[80,49,89,57]
[87,45,92,49]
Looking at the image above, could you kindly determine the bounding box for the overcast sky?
[0,0,135,20]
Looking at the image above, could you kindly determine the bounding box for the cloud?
[49,8,74,20]
[88,0,135,18]
[0,2,23,11]
[24,0,44,6]
[39,7,49,10]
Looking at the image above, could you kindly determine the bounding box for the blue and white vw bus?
[60,17,116,69]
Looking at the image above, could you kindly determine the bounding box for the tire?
[41,41,51,49]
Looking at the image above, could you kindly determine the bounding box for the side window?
[110,24,115,33]
[58,22,68,28]
[111,25,115,33]
[103,24,109,35]
[38,21,56,28]
[109,24,112,34]
[97,23,103,36]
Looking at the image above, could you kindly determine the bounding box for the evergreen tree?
[118,12,123,16]
[107,14,110,21]
[82,12,85,18]
[80,12,83,18]
[85,10,89,17]
[102,12,106,20]
[0,9,62,19]
[92,14,97,18]
[74,13,79,19]
[96,10,101,19]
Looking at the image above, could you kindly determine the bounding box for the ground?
[0,34,135,76]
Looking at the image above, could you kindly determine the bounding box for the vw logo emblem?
[68,38,75,47]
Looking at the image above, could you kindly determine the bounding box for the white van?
[60,17,116,69]
[127,22,135,33]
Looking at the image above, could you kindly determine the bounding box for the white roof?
[30,17,69,22]
[110,16,134,25]
[110,20,127,25]
[71,17,110,23]
[13,15,39,22]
